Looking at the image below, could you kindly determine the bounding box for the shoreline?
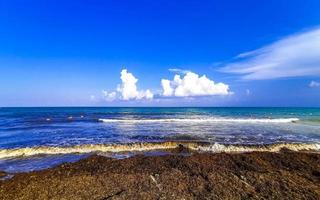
[1,141,319,160]
[0,147,320,199]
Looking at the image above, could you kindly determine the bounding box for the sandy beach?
[0,147,319,200]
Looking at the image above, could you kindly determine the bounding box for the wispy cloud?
[90,95,96,101]
[309,80,320,88]
[168,68,191,74]
[246,89,251,95]
[221,28,320,80]
[102,91,117,101]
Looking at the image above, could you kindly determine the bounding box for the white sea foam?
[99,118,299,123]
[193,143,320,153]
[0,142,318,159]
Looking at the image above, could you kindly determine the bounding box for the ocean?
[0,107,319,173]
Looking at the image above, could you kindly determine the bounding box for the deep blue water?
[0,107,320,173]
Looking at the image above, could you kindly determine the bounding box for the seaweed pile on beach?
[0,148,320,199]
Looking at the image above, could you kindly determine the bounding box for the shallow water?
[0,107,319,172]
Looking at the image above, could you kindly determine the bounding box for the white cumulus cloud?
[117,69,153,100]
[309,80,320,88]
[161,71,230,97]
[221,28,320,80]
[161,79,174,96]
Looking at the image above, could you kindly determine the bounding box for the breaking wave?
[0,141,318,159]
[99,118,300,123]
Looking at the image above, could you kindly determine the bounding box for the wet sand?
[0,148,320,199]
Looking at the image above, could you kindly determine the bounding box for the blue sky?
[0,0,320,106]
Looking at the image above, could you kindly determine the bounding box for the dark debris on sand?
[0,172,6,179]
[0,149,320,200]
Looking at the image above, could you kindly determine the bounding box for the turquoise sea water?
[0,107,319,173]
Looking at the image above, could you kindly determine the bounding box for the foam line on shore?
[0,142,319,159]
[99,118,299,123]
